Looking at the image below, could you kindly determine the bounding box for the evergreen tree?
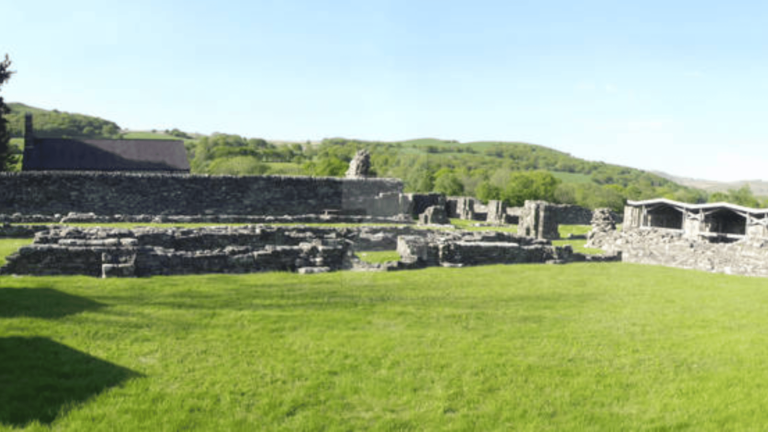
[0,54,14,170]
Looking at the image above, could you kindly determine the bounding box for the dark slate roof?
[23,138,190,172]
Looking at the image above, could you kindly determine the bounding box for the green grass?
[357,250,401,264]
[449,218,518,233]
[0,238,33,266]
[559,224,591,238]
[446,221,604,254]
[120,131,174,139]
[4,261,768,430]
[552,239,604,255]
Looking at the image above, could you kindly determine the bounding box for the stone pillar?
[486,200,507,225]
[623,205,642,230]
[456,197,475,220]
[519,200,559,240]
[682,210,704,238]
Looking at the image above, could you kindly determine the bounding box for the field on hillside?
[4,234,768,430]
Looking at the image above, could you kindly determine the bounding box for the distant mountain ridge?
[653,172,768,197]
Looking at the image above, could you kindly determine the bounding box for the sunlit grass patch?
[3,264,768,429]
[356,250,401,264]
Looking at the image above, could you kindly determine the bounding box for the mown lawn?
[4,256,768,430]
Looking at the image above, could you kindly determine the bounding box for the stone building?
[22,114,190,172]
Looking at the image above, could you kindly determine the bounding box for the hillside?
[654,171,768,197]
[6,102,712,210]
[6,103,121,139]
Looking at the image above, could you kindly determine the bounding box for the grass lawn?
[357,250,401,264]
[4,250,768,430]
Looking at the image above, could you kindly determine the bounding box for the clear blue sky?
[3,0,768,181]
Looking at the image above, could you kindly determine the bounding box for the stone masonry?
[486,200,507,225]
[518,200,560,240]
[2,226,355,277]
[396,230,572,268]
[0,172,403,217]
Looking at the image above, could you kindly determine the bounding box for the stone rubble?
[585,208,618,249]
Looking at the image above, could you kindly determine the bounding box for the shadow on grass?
[0,288,105,319]
[0,337,142,427]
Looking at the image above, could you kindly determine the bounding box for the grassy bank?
[3,261,768,430]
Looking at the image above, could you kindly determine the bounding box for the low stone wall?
[550,204,594,225]
[2,224,598,276]
[0,223,51,238]
[615,228,768,277]
[586,223,768,278]
[2,226,356,277]
[395,230,571,268]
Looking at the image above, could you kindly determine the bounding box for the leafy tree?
[708,192,729,203]
[433,171,464,196]
[475,181,502,203]
[0,54,14,170]
[709,186,760,208]
[727,185,760,208]
[502,171,561,206]
[404,161,435,193]
[207,156,268,175]
[165,128,192,139]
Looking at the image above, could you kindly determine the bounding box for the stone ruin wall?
[585,207,768,278]
[396,232,569,268]
[2,225,584,277]
[0,172,404,218]
[518,201,561,240]
[614,228,768,278]
[446,197,620,226]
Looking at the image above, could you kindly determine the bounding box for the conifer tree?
[0,54,15,170]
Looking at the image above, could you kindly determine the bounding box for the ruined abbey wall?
[0,172,403,217]
[616,228,768,278]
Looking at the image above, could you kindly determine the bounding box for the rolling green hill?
[6,102,723,210]
[6,103,122,139]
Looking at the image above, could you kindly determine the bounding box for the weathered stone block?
[518,200,560,240]
[102,263,135,278]
[486,200,507,225]
[418,205,450,225]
